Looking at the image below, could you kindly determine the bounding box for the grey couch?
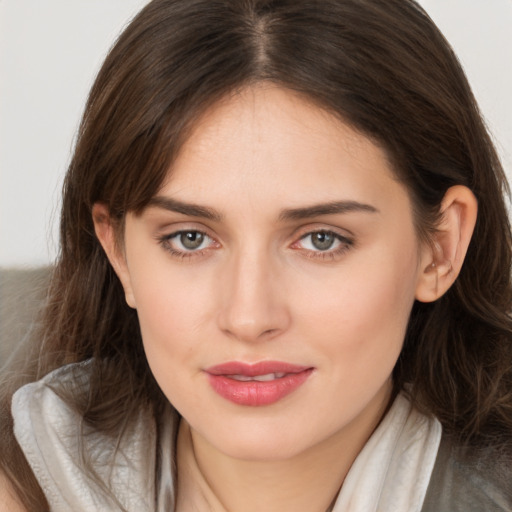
[0,267,50,367]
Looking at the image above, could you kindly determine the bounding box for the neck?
[176,385,392,512]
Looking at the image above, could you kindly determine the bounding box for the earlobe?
[415,186,478,303]
[92,203,137,309]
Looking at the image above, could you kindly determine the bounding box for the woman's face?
[118,86,431,461]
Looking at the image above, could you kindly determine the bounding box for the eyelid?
[293,230,353,248]
[293,217,354,232]
[289,226,355,260]
[154,220,218,242]
[291,223,354,243]
[154,222,354,261]
[156,225,221,259]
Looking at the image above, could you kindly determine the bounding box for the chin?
[220,438,305,462]
[198,418,323,462]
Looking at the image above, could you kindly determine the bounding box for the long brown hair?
[2,0,511,508]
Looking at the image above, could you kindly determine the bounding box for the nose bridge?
[217,241,289,342]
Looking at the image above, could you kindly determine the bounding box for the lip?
[204,361,314,406]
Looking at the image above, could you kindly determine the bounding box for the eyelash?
[157,229,354,261]
[157,230,216,260]
[292,230,354,261]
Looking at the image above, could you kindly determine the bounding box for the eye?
[159,229,216,256]
[292,230,353,260]
[177,231,207,250]
[301,231,339,251]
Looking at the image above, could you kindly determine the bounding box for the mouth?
[227,372,288,382]
[204,361,314,406]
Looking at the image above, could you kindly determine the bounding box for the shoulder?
[422,434,512,512]
[11,361,160,511]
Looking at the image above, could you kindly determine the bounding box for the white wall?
[1,0,511,267]
[0,0,149,267]
[421,0,512,179]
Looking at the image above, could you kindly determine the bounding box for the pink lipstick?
[205,361,313,406]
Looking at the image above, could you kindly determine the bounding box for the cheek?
[127,258,220,385]
[130,270,212,411]
[293,245,419,373]
[127,242,213,332]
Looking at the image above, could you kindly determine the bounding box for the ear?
[92,203,137,308]
[415,185,478,303]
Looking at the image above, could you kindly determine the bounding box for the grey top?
[422,435,512,511]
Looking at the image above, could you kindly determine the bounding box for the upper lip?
[204,361,312,377]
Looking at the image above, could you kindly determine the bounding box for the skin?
[94,85,477,511]
[0,471,26,512]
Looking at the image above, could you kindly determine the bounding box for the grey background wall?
[1,0,511,267]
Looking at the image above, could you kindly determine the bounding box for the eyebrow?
[147,196,378,222]
[278,200,379,221]
[147,196,223,221]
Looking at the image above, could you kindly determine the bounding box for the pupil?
[312,232,334,251]
[181,232,204,250]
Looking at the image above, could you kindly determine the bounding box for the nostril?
[260,328,278,338]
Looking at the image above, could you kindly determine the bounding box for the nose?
[216,248,291,343]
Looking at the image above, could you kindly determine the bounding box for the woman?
[1,0,511,510]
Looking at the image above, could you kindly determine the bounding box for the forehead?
[158,85,406,215]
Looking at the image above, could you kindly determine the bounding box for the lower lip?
[206,369,313,406]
